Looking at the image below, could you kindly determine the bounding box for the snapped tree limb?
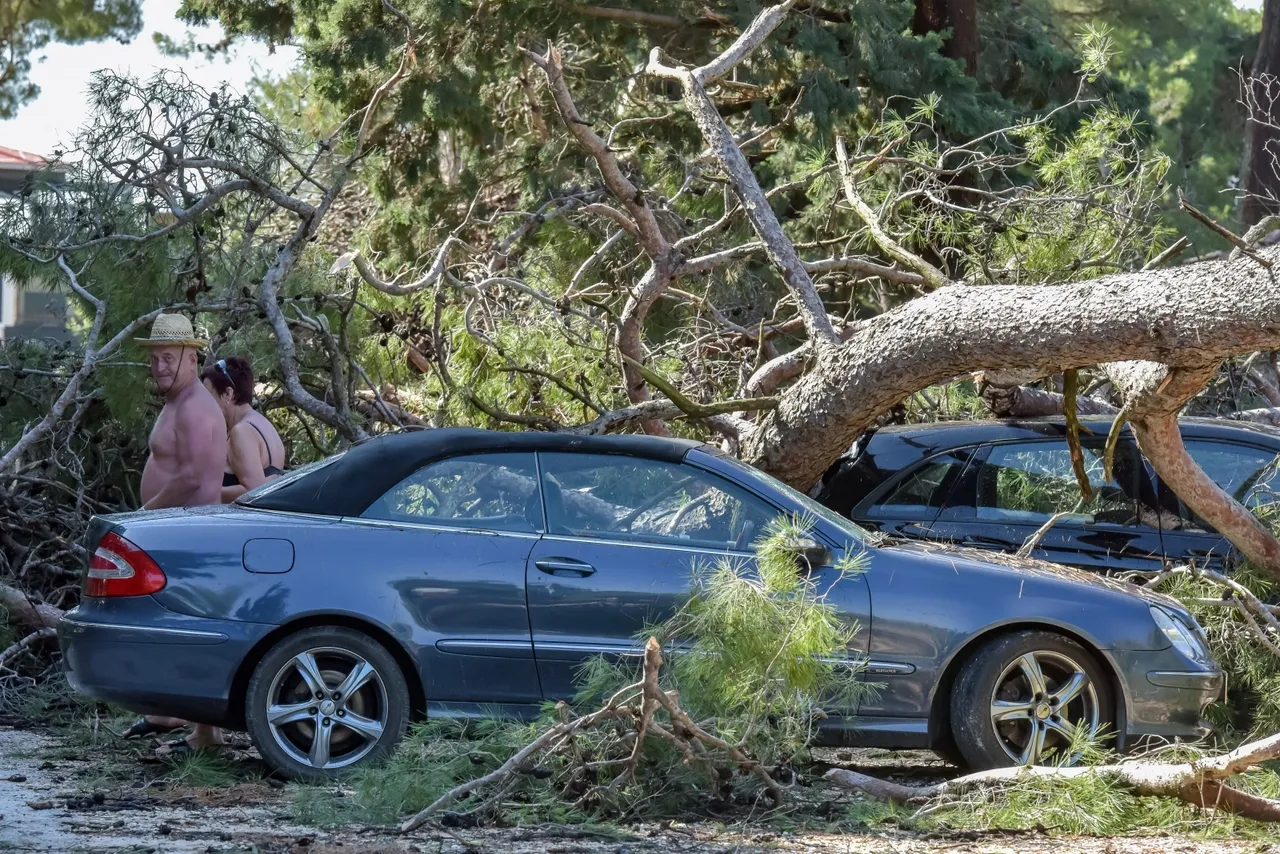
[825,730,1280,822]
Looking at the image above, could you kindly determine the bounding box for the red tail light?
[86,532,166,597]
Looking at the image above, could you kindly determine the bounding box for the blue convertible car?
[59,429,1223,779]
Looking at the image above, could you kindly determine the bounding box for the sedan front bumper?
[58,597,274,729]
[1109,647,1223,746]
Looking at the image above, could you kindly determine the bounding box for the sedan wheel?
[950,630,1113,770]
[246,627,410,780]
[989,651,1100,765]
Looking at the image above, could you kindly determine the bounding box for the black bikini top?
[223,421,284,487]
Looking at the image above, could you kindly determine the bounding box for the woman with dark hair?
[199,356,286,502]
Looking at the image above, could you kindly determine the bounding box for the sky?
[0,0,299,157]
[0,0,1269,157]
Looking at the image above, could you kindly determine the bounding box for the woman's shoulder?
[249,410,283,440]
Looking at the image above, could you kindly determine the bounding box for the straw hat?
[134,313,208,349]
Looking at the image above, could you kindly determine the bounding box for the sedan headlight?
[1150,606,1214,666]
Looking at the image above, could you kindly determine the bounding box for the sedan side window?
[860,451,970,520]
[538,453,777,551]
[1170,441,1280,532]
[976,442,1138,525]
[361,452,543,533]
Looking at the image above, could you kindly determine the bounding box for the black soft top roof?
[240,428,705,517]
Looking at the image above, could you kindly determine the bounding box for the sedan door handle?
[535,558,597,577]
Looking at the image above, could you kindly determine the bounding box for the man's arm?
[221,425,264,502]
[143,405,227,510]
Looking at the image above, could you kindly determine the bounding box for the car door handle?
[535,558,597,577]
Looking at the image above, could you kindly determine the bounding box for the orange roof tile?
[0,145,48,168]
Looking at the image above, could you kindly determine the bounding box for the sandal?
[121,717,183,740]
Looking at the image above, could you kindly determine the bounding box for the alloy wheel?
[264,646,388,771]
[989,650,1100,765]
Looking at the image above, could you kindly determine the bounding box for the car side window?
[538,452,777,551]
[361,452,543,533]
[861,451,970,520]
[1169,441,1280,532]
[975,442,1139,526]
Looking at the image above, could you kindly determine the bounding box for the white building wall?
[0,273,16,342]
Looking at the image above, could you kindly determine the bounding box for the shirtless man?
[137,315,226,510]
[123,314,228,754]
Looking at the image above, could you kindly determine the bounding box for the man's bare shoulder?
[173,386,227,435]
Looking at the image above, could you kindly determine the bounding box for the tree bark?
[1101,359,1280,578]
[1236,406,1280,426]
[1245,0,1280,225]
[912,0,979,77]
[825,730,1280,822]
[0,584,63,630]
[979,382,1119,418]
[743,247,1280,490]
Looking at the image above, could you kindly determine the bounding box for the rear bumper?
[58,599,274,729]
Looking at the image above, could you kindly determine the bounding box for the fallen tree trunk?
[1235,406,1280,427]
[0,583,63,630]
[745,245,1280,490]
[975,369,1119,418]
[825,731,1280,821]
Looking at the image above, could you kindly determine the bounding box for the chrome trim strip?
[436,639,535,652]
[1146,670,1224,690]
[59,618,228,640]
[537,641,641,654]
[863,661,917,675]
[340,517,542,540]
[235,506,343,522]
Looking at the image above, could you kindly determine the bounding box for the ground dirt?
[0,726,1275,854]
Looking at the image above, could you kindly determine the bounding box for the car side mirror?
[787,535,832,572]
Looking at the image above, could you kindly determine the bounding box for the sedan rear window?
[362,453,542,533]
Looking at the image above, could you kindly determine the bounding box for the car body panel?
[60,595,272,727]
[59,427,1222,761]
[854,542,1174,734]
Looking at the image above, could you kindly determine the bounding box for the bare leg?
[147,715,187,728]
[156,723,225,756]
[189,724,225,748]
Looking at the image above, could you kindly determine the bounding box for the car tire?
[950,630,1114,771]
[245,626,410,781]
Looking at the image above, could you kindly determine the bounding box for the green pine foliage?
[1168,562,1280,739]
[184,0,1146,267]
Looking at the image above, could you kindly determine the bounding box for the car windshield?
[713,454,879,546]
[235,452,346,506]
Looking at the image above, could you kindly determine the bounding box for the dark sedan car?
[60,429,1221,779]
[813,417,1280,574]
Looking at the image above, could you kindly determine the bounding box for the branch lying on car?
[1141,564,1280,659]
[825,731,1280,822]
